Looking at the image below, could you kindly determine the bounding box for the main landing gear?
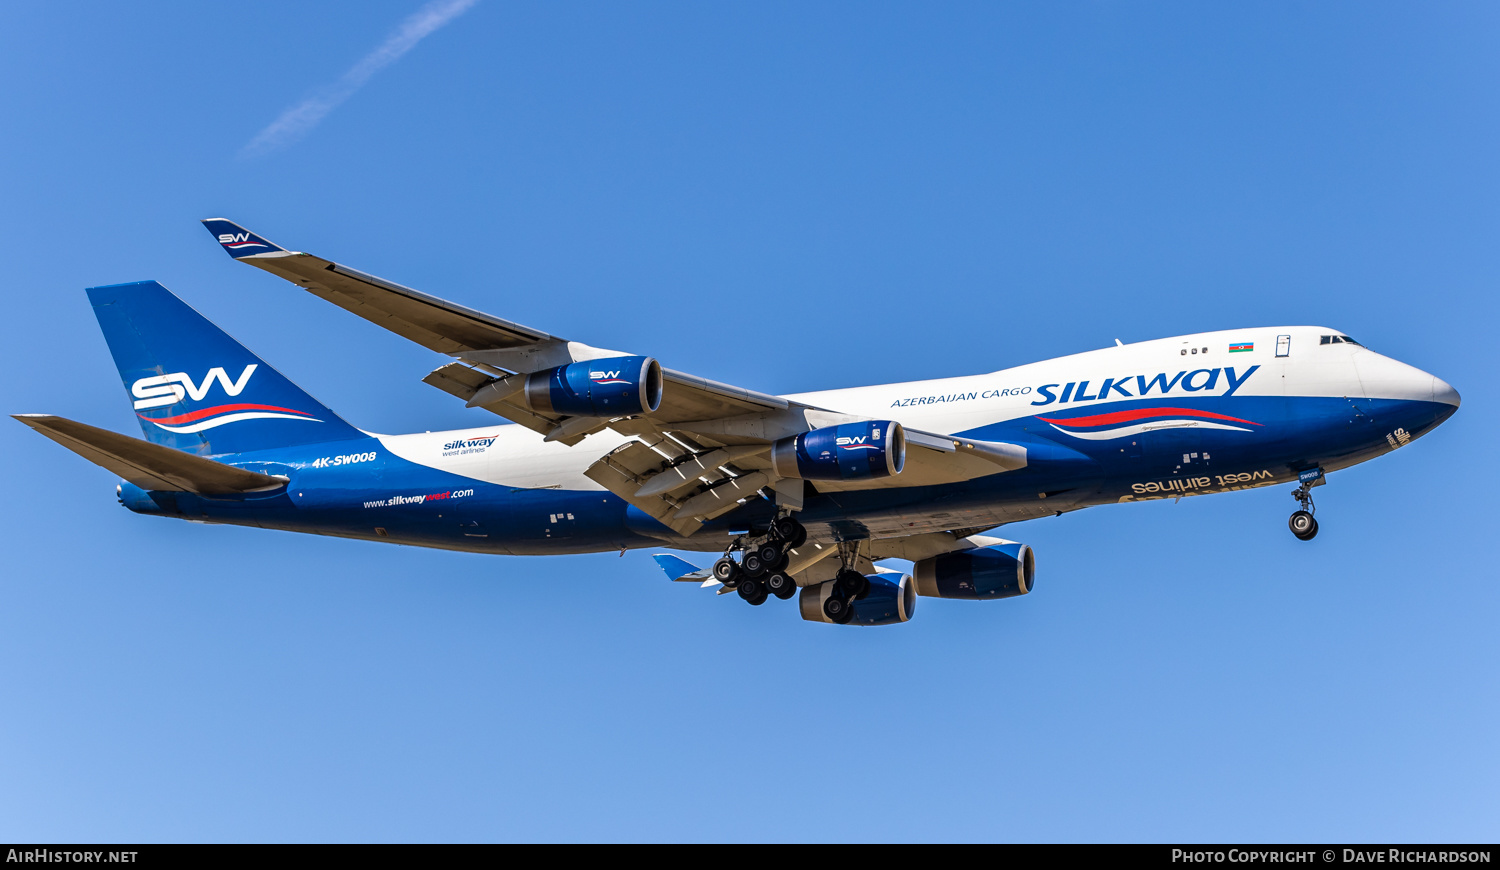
[821,541,870,626]
[1289,476,1320,541]
[712,515,807,607]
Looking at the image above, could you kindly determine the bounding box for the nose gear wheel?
[1289,476,1321,541]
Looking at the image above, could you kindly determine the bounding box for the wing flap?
[13,414,286,494]
[584,439,704,537]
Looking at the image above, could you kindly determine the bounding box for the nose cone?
[1431,375,1460,428]
[1353,352,1457,406]
[1351,352,1460,435]
[1433,376,1461,408]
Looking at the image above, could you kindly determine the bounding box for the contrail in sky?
[242,0,479,157]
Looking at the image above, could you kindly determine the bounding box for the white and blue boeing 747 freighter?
[16,219,1461,626]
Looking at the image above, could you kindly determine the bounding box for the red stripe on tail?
[139,403,312,425]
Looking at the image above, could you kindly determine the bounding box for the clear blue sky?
[2,1,1495,842]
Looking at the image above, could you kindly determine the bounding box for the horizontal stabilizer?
[12,415,287,494]
[652,554,712,583]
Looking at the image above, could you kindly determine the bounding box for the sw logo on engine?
[836,435,879,450]
[131,364,257,410]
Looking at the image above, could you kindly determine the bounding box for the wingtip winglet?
[200,218,286,259]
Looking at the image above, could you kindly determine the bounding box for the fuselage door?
[1275,334,1291,357]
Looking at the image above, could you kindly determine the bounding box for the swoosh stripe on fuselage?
[1047,419,1254,440]
[1038,406,1261,428]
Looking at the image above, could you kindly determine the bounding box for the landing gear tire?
[771,516,807,550]
[742,551,770,577]
[737,577,767,605]
[755,542,782,567]
[836,569,869,600]
[764,571,797,600]
[1289,511,1319,541]
[1289,475,1321,541]
[713,556,741,585]
[823,593,854,624]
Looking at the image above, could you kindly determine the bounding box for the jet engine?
[799,573,917,626]
[772,420,905,481]
[912,542,1035,600]
[523,355,662,418]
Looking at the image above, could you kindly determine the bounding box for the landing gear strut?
[1289,474,1320,541]
[821,541,868,624]
[723,515,807,605]
[771,515,807,549]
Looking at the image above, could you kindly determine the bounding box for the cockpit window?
[1340,335,1362,346]
[1320,335,1364,346]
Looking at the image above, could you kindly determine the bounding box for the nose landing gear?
[1289,470,1322,541]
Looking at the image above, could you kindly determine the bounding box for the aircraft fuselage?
[117,325,1459,555]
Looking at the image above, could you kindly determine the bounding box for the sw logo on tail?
[132,364,259,410]
[130,364,321,434]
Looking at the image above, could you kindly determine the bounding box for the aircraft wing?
[201,220,783,426]
[203,219,1026,535]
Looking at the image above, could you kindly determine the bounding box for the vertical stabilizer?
[88,280,363,456]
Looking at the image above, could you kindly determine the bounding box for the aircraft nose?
[1432,376,1460,408]
[1353,352,1457,406]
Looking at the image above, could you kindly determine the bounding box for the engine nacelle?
[523,355,662,418]
[771,420,905,481]
[912,542,1035,600]
[800,573,917,626]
